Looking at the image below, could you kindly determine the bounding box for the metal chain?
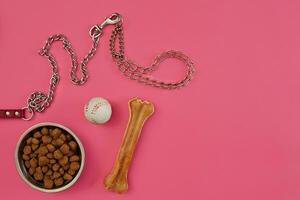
[24,13,195,120]
[26,34,99,117]
[109,22,195,89]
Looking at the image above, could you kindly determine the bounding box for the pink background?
[0,0,299,199]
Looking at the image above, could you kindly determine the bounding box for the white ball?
[84,97,112,124]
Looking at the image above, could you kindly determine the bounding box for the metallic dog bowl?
[15,122,85,192]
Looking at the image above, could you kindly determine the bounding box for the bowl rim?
[15,122,85,193]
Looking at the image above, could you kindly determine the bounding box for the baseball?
[84,97,112,124]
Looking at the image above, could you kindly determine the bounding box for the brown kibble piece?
[33,131,42,139]
[22,154,30,161]
[23,146,32,155]
[36,166,42,173]
[41,127,49,135]
[52,163,60,171]
[31,144,39,151]
[59,134,66,141]
[38,146,48,156]
[59,156,68,166]
[69,155,80,162]
[60,144,70,154]
[42,166,49,173]
[46,144,55,152]
[42,135,52,144]
[28,167,35,175]
[44,175,51,180]
[39,156,49,166]
[44,179,54,189]
[31,138,39,145]
[53,171,61,179]
[63,173,73,181]
[66,134,72,141]
[70,162,80,171]
[69,141,77,151]
[25,160,30,168]
[51,128,62,139]
[26,137,32,145]
[46,169,53,176]
[53,149,63,159]
[34,172,43,181]
[59,168,64,175]
[55,138,64,147]
[54,177,64,187]
[29,158,38,168]
[68,169,76,176]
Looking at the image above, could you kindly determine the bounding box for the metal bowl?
[15,122,85,193]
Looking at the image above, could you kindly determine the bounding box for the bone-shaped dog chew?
[104,98,154,193]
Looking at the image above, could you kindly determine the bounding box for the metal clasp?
[89,13,122,40]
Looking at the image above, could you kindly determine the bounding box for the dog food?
[21,127,81,189]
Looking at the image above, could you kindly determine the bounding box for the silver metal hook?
[99,13,122,29]
[89,13,122,40]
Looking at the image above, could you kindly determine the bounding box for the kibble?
[29,158,38,168]
[29,167,35,175]
[68,169,75,176]
[60,144,70,155]
[70,162,80,171]
[22,154,30,161]
[31,138,39,145]
[59,168,64,175]
[25,160,31,168]
[46,169,53,176]
[59,134,66,141]
[68,141,77,151]
[69,155,80,162]
[42,135,52,144]
[34,172,43,181]
[41,128,49,135]
[39,156,49,166]
[52,163,60,172]
[23,146,32,155]
[32,144,39,151]
[38,146,48,156]
[54,177,64,187]
[63,173,72,181]
[44,179,54,189]
[46,144,55,152]
[51,128,61,139]
[33,131,42,139]
[42,166,49,173]
[53,171,61,179]
[21,127,81,189]
[55,138,64,147]
[53,150,63,160]
[26,137,32,145]
[59,156,68,166]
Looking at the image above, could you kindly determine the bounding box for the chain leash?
[23,13,195,120]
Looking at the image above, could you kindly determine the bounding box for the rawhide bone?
[104,97,154,193]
